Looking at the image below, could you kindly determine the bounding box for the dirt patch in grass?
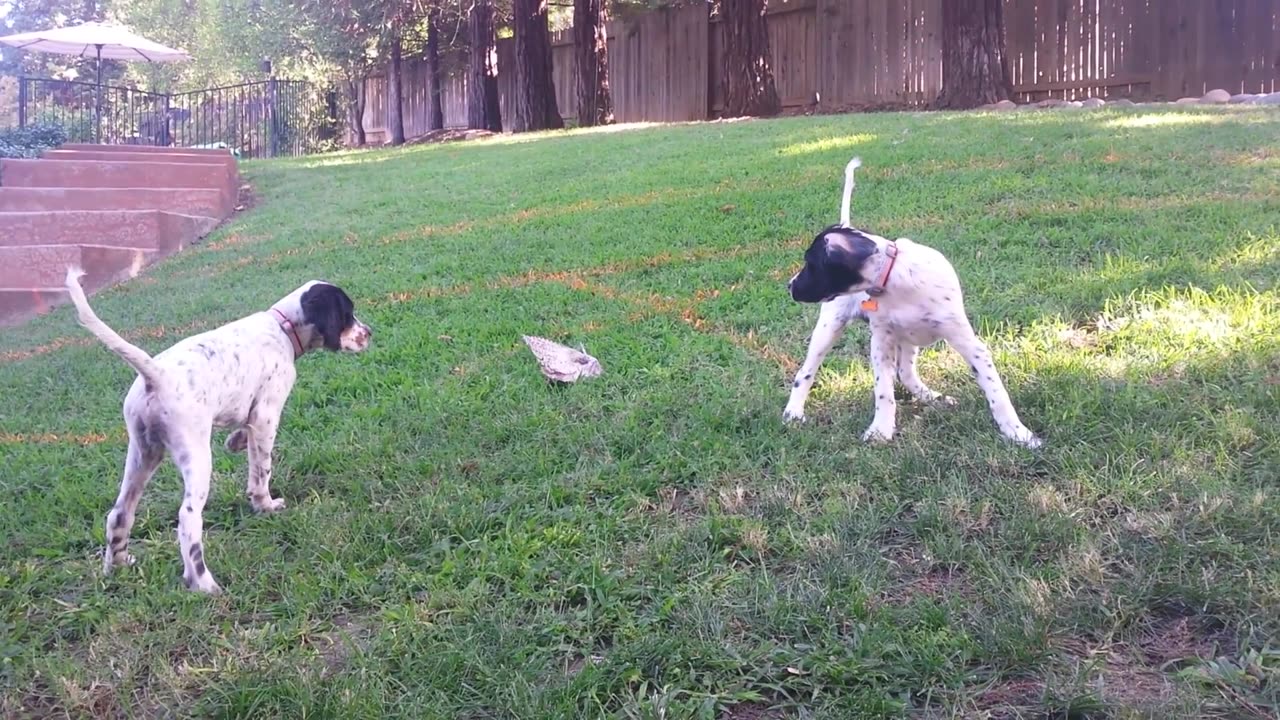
[1053,613,1232,711]
[1139,612,1236,667]
[719,701,786,719]
[315,615,375,677]
[972,677,1046,719]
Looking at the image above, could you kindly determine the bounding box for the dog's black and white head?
[276,281,372,353]
[787,225,881,304]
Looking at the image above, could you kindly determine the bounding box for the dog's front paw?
[1006,427,1044,450]
[185,573,223,595]
[1018,434,1045,450]
[224,429,249,453]
[252,496,287,514]
[782,406,808,424]
[862,424,895,444]
[936,395,958,408]
[102,552,137,574]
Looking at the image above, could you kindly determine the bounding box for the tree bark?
[426,7,446,131]
[467,0,503,132]
[387,30,406,144]
[573,0,613,126]
[346,76,367,146]
[935,0,1012,109]
[720,0,780,117]
[511,0,564,132]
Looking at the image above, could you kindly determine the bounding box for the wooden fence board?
[355,0,1280,142]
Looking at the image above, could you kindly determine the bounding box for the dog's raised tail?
[64,267,163,389]
[839,156,862,228]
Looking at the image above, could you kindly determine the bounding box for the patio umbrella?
[0,21,191,141]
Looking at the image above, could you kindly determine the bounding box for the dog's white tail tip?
[847,157,862,171]
[65,266,86,287]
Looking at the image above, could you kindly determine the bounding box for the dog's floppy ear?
[820,227,878,272]
[300,283,355,351]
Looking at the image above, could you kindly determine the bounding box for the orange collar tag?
[860,298,879,312]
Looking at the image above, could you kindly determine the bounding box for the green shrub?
[0,122,69,159]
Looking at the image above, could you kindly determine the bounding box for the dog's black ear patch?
[821,227,879,271]
[300,283,355,351]
[789,226,880,303]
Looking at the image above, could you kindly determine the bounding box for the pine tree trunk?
[512,0,564,132]
[720,0,780,117]
[426,7,445,131]
[573,0,613,126]
[935,0,1012,109]
[467,0,503,132]
[346,76,367,146]
[387,31,406,144]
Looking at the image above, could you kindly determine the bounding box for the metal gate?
[14,77,337,158]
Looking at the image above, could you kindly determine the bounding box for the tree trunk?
[573,0,613,126]
[467,0,503,132]
[935,0,1012,109]
[511,0,564,132]
[347,76,367,146]
[426,7,445,131]
[720,0,780,117]
[387,30,406,144]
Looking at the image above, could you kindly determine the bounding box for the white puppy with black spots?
[65,269,372,593]
[783,157,1042,449]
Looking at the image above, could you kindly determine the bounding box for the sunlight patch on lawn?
[1102,112,1233,130]
[778,133,877,157]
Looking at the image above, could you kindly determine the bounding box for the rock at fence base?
[1201,89,1231,104]
[1109,98,1136,107]
[1081,98,1106,108]
[522,335,603,383]
[1175,96,1201,104]
[1230,93,1257,104]
[1251,92,1280,105]
[1065,100,1085,108]
[1035,98,1067,109]
[994,100,1018,111]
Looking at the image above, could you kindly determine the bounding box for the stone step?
[0,159,236,205]
[0,289,66,327]
[59,142,233,157]
[0,210,218,254]
[0,244,155,290]
[0,187,229,219]
[0,245,157,327]
[42,148,237,174]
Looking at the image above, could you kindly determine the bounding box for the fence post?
[266,77,280,158]
[17,74,27,129]
[162,93,172,147]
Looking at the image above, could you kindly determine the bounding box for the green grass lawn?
[2,105,1279,719]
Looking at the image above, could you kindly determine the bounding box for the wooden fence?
[356,0,1280,142]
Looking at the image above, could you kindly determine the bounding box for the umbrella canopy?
[0,21,190,142]
[0,21,190,62]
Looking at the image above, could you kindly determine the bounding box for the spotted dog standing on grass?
[783,157,1043,449]
[64,269,372,594]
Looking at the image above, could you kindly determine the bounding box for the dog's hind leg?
[246,418,286,514]
[103,432,164,574]
[944,324,1043,449]
[784,301,851,423]
[896,342,955,407]
[172,431,222,594]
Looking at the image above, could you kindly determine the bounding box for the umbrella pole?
[95,44,103,143]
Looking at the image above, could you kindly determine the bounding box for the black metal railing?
[11,77,337,158]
